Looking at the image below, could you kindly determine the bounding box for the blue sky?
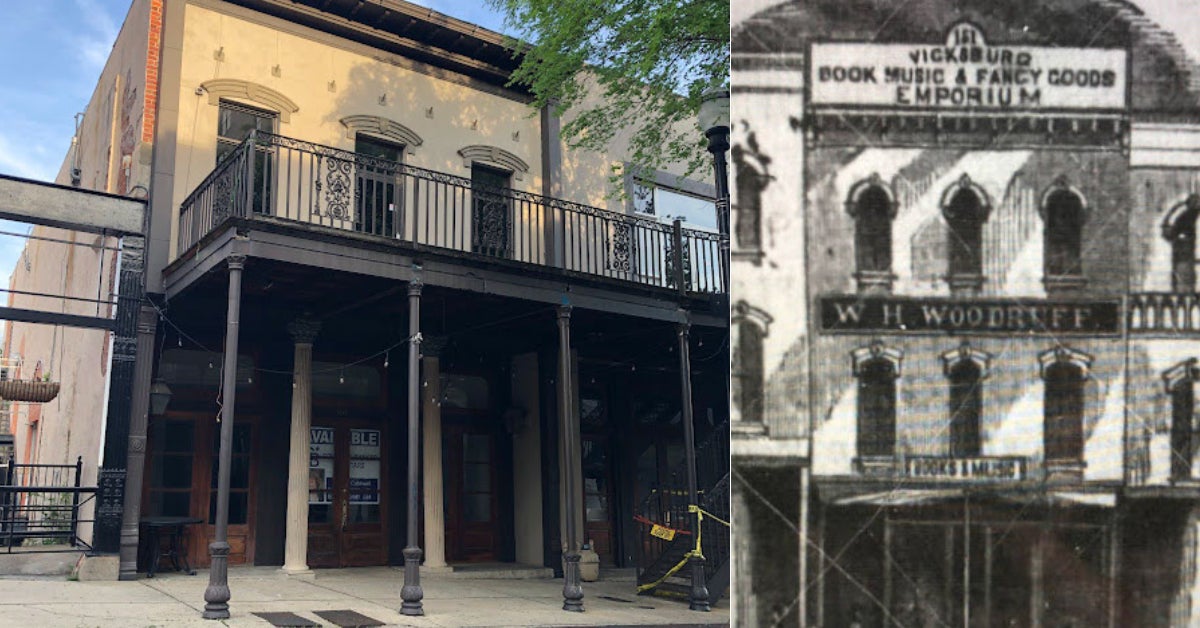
[0,0,508,303]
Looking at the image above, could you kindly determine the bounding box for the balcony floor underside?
[163,218,725,326]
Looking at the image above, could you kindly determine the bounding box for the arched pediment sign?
[341,115,424,155]
[732,300,773,334]
[851,340,903,377]
[1162,194,1200,240]
[201,79,299,123]
[1163,358,1200,393]
[1037,345,1093,380]
[939,173,993,221]
[845,172,898,219]
[458,145,530,181]
[1038,175,1089,219]
[940,341,993,378]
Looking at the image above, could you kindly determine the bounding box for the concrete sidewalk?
[0,566,729,628]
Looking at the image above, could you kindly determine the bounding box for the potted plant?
[0,371,61,403]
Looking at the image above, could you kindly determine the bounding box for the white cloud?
[0,133,54,181]
[71,0,120,73]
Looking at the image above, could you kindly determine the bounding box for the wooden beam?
[0,174,144,236]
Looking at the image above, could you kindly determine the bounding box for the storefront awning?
[832,488,964,506]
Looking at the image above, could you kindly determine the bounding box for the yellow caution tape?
[649,524,676,541]
[637,505,730,594]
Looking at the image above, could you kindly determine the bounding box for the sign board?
[309,427,335,504]
[819,296,1121,336]
[810,22,1127,111]
[901,456,1027,482]
[349,429,381,504]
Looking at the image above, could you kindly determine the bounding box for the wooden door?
[443,424,500,562]
[307,422,388,568]
[582,436,616,565]
[146,413,257,569]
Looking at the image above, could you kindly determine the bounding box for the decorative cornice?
[939,173,992,221]
[1163,358,1200,393]
[201,79,299,123]
[939,341,992,378]
[851,340,903,377]
[845,172,898,219]
[1037,345,1093,379]
[732,300,773,335]
[458,145,530,181]
[340,115,424,154]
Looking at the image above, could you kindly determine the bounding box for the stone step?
[439,562,555,579]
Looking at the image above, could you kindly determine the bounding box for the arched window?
[853,342,902,458]
[732,128,770,258]
[1040,347,1091,463]
[942,342,990,457]
[846,175,897,293]
[940,175,990,294]
[732,302,772,428]
[1164,359,1200,481]
[1162,195,1200,292]
[1042,180,1087,283]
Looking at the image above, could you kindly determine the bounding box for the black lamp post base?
[688,555,711,612]
[400,546,424,616]
[202,541,232,619]
[562,551,585,612]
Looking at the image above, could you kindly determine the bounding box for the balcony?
[1129,292,1200,334]
[176,132,726,295]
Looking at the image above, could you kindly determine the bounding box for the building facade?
[6,0,729,608]
[734,0,1200,626]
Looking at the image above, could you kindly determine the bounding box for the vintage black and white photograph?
[732,1,1200,626]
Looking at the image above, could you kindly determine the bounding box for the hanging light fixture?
[149,379,173,415]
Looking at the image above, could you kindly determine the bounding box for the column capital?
[557,304,572,319]
[421,334,448,358]
[287,316,321,344]
[227,254,247,271]
[408,278,423,296]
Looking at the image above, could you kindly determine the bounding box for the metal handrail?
[177,132,727,294]
[1,457,96,553]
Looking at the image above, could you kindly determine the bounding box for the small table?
[140,516,203,577]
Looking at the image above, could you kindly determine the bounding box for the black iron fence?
[635,422,730,586]
[0,457,96,553]
[178,132,726,294]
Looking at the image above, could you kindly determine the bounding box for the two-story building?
[5,0,729,613]
[734,0,1200,625]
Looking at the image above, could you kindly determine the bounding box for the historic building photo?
[733,1,1200,626]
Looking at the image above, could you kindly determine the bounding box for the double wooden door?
[307,421,388,567]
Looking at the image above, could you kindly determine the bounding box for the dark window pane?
[857,359,896,457]
[209,491,248,525]
[155,455,193,489]
[163,420,194,452]
[464,494,491,523]
[355,134,403,162]
[349,504,380,524]
[464,463,490,493]
[948,361,982,456]
[463,434,490,463]
[308,503,332,524]
[1045,190,1085,276]
[738,322,765,424]
[1172,382,1194,480]
[855,186,892,273]
[1044,362,1084,460]
[946,188,984,277]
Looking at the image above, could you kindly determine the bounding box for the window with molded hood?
[216,100,276,214]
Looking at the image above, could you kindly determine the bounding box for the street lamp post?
[699,90,731,292]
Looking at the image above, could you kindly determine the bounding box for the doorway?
[354,134,403,238]
[470,163,511,257]
[307,422,388,567]
[443,422,503,562]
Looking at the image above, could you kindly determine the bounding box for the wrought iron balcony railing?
[177,132,727,295]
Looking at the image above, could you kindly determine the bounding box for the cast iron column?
[705,121,730,292]
[557,305,584,612]
[94,235,146,552]
[118,304,158,579]
[678,317,710,611]
[203,254,245,620]
[400,276,424,616]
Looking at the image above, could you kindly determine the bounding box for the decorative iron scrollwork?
[324,156,353,220]
[608,222,634,272]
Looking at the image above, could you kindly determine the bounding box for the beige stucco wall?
[169,1,544,259]
[5,0,152,543]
